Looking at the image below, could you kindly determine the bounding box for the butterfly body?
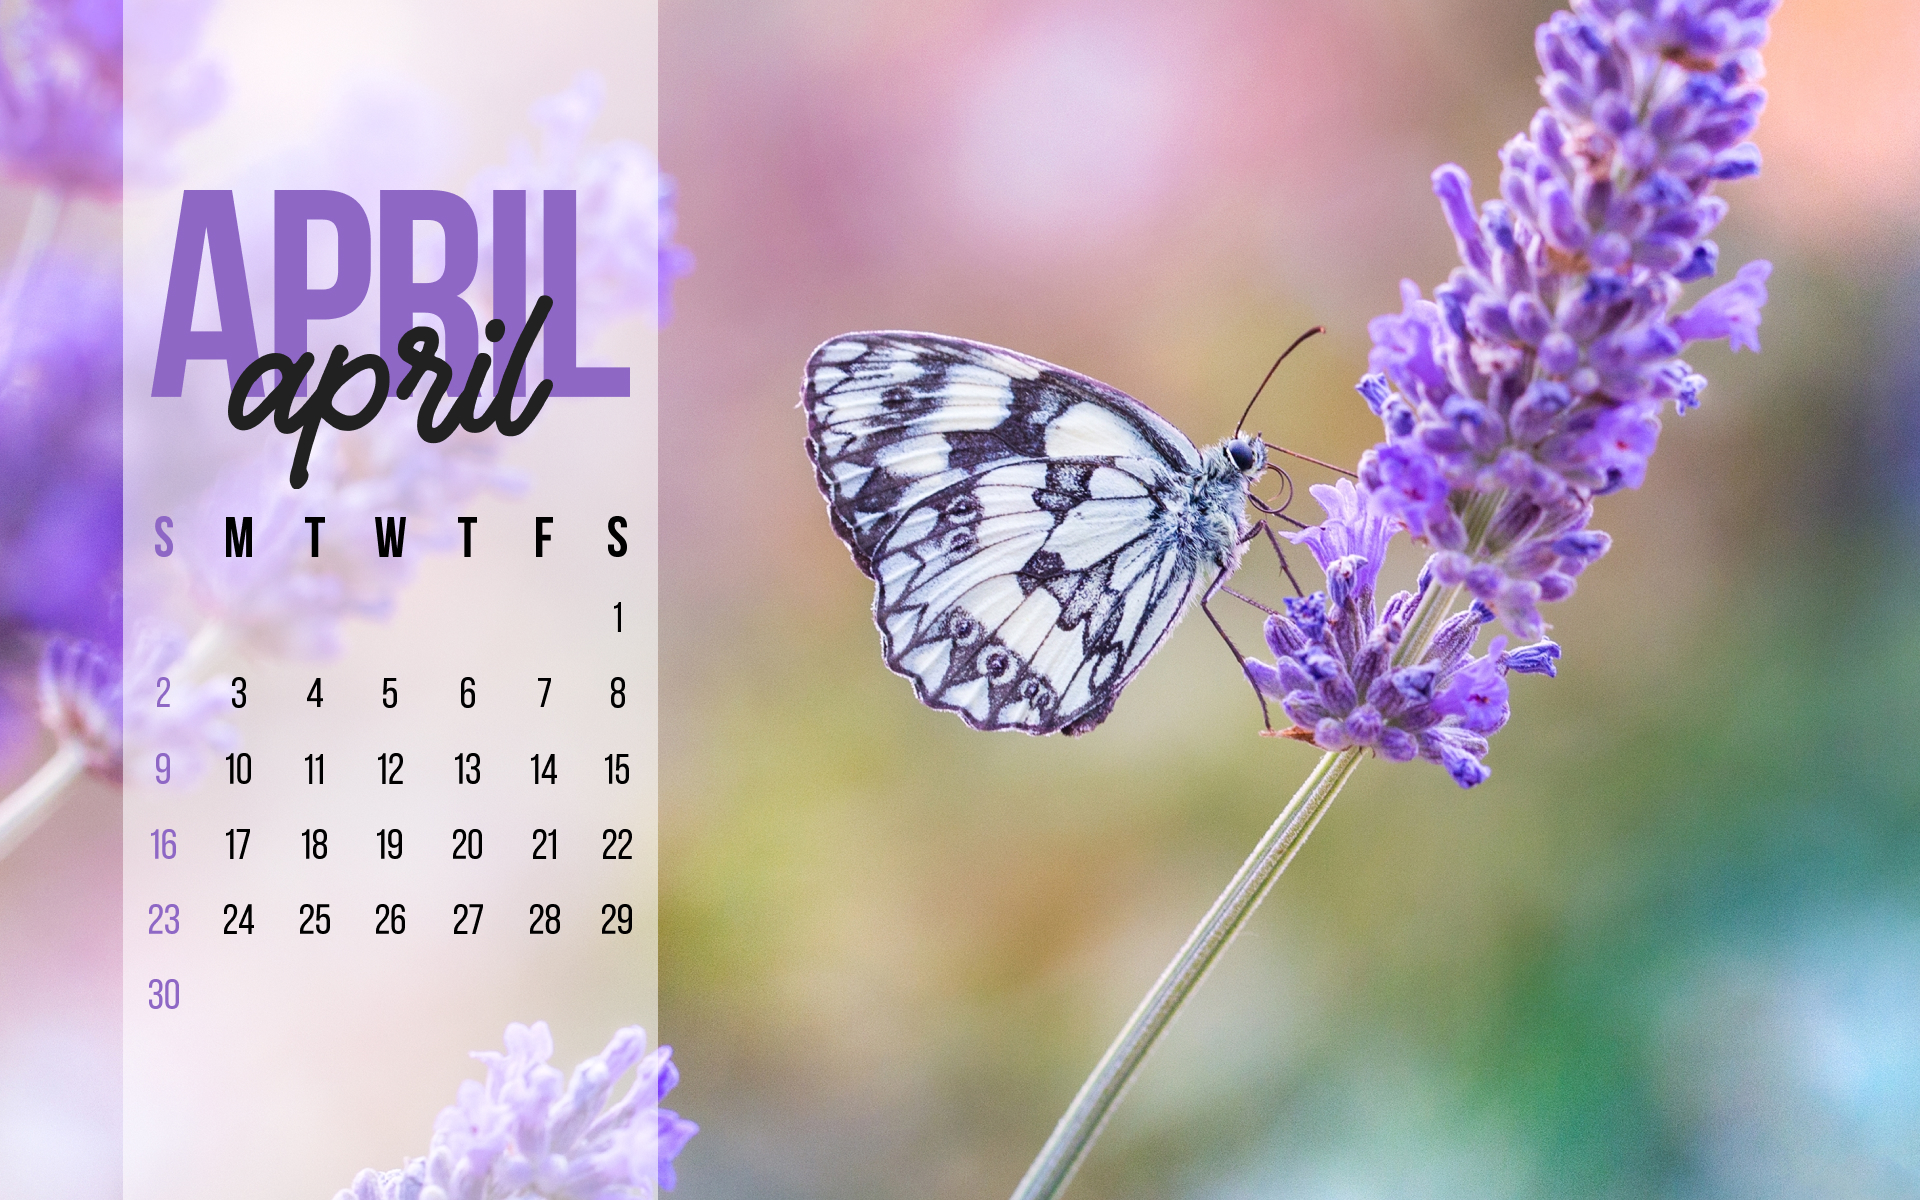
[803,332,1267,736]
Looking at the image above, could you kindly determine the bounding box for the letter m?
[225,517,253,558]
[374,516,408,558]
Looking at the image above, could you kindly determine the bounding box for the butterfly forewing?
[803,332,1241,736]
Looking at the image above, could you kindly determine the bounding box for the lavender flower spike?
[1355,0,1779,636]
[337,1022,697,1200]
[1249,484,1560,788]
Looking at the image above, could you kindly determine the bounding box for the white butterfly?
[802,331,1282,736]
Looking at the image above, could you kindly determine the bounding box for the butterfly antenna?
[1234,325,1325,437]
[1261,442,1358,479]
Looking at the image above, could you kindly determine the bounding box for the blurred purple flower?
[0,0,120,194]
[336,1021,697,1200]
[36,636,116,771]
[1353,0,1778,636]
[0,255,120,650]
[1248,482,1558,788]
[0,0,222,192]
[471,72,693,330]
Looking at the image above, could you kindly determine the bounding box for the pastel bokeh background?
[658,1,1920,1197]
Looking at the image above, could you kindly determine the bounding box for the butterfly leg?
[1199,579,1273,731]
[1239,519,1306,598]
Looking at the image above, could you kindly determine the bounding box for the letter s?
[154,516,175,557]
[607,515,627,557]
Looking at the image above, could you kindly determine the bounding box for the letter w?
[374,516,408,558]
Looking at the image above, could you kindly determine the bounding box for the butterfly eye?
[1227,439,1259,473]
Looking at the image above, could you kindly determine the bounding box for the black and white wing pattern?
[803,332,1258,736]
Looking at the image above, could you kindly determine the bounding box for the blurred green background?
[658,0,1920,1196]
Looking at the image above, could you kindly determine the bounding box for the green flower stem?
[0,740,88,865]
[1012,488,1508,1199]
[1008,744,1367,1200]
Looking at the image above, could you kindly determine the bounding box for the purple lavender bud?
[1673,369,1709,413]
[1432,164,1493,276]
[1654,195,1728,242]
[1501,640,1562,676]
[1493,579,1545,637]
[1468,294,1520,343]
[1464,564,1505,602]
[1419,420,1470,458]
[1508,292,1552,343]
[1620,128,1660,171]
[1325,555,1364,612]
[1537,572,1576,601]
[1276,656,1319,695]
[1424,603,1491,668]
[1538,331,1581,376]
[1589,231,1632,269]
[1361,444,1452,539]
[1436,279,1472,340]
[1428,551,1471,587]
[1284,693,1332,728]
[1368,281,1454,406]
[1244,659,1288,701]
[1436,739,1493,789]
[1537,18,1582,76]
[1551,529,1612,562]
[1538,178,1591,252]
[1287,590,1329,637]
[1444,394,1508,456]
[1509,380,1574,443]
[1344,704,1386,745]
[1390,664,1439,705]
[1382,394,1417,438]
[1355,373,1394,415]
[1502,539,1560,578]
[1484,493,1543,550]
[1634,233,1692,272]
[1377,727,1420,762]
[1530,108,1572,173]
[1559,273,1630,341]
[1429,508,1471,551]
[1674,239,1719,283]
[1432,642,1511,734]
[1263,612,1308,658]
[1313,718,1351,751]
[1482,200,1519,253]
[1317,666,1358,714]
[1671,259,1772,351]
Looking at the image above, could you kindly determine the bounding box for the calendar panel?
[122,3,659,1194]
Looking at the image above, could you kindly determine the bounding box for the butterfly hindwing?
[802,332,1244,736]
